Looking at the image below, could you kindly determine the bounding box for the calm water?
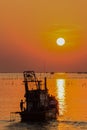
[0,73,87,130]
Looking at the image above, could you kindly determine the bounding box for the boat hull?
[20,109,57,122]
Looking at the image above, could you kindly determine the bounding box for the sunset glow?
[0,0,87,72]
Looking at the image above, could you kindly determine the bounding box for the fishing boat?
[19,71,59,121]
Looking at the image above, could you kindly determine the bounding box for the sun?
[56,38,65,46]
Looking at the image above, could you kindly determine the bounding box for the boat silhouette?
[19,71,59,121]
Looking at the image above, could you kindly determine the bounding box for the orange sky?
[0,0,87,72]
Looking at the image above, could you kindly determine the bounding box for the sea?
[0,72,87,130]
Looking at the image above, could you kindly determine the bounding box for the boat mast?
[44,77,47,91]
[23,72,28,93]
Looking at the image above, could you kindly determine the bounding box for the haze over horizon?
[0,0,87,72]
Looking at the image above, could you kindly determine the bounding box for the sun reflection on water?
[57,79,65,115]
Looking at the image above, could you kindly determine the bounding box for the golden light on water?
[57,79,65,115]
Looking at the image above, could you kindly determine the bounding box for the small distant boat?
[19,71,59,121]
